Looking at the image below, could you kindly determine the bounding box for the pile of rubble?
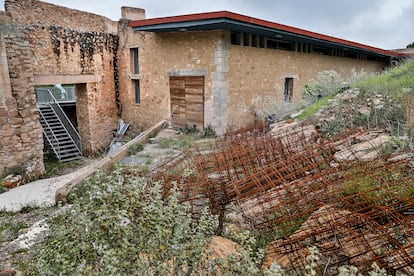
[311,88,406,137]
[151,120,414,274]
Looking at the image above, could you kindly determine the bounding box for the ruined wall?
[5,0,119,154]
[118,29,222,131]
[227,36,385,128]
[0,11,44,177]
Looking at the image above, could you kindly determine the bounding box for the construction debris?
[145,121,414,273]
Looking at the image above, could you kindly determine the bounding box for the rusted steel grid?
[148,122,414,273]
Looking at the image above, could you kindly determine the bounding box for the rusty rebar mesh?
[146,122,414,273]
[234,143,413,271]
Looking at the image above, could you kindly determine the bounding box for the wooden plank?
[170,77,186,129]
[185,76,203,130]
[170,76,204,129]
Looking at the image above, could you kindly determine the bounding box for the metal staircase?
[36,89,82,161]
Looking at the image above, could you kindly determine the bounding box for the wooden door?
[170,76,204,130]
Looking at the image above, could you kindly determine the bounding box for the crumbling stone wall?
[5,0,120,154]
[0,12,44,177]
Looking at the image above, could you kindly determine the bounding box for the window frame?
[131,47,139,74]
[134,79,140,104]
[284,77,294,102]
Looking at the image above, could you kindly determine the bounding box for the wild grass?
[295,94,335,120]
[354,58,414,101]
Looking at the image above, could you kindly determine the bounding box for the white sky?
[1,0,413,50]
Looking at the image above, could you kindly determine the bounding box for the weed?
[143,155,153,166]
[159,134,198,150]
[303,70,345,105]
[178,124,198,135]
[43,155,84,178]
[159,137,178,149]
[0,221,27,242]
[296,94,335,120]
[379,137,407,155]
[339,162,414,216]
[127,143,144,155]
[202,124,216,138]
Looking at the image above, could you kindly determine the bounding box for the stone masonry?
[0,11,44,177]
[4,0,120,156]
[0,0,394,179]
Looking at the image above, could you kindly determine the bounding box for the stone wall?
[119,28,386,134]
[0,11,44,177]
[5,0,117,33]
[227,40,384,128]
[117,29,222,132]
[5,0,120,154]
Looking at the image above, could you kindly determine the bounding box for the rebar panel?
[147,122,414,273]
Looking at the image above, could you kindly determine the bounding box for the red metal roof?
[129,10,406,57]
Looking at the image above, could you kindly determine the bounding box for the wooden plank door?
[170,76,204,130]
[170,77,186,128]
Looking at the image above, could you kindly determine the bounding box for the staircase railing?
[35,86,76,103]
[37,89,82,155]
[38,108,62,158]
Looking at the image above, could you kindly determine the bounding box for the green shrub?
[303,70,344,105]
[27,168,217,275]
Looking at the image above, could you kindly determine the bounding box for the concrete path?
[0,120,166,212]
[0,164,93,212]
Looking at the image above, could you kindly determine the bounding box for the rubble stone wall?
[227,39,385,128]
[119,28,386,134]
[5,0,120,154]
[0,12,44,177]
[117,29,222,132]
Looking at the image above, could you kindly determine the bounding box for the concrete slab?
[0,121,171,212]
[0,165,92,212]
[118,156,147,166]
[0,120,166,212]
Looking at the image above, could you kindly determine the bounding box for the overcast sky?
[1,0,413,49]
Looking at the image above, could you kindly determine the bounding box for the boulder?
[334,135,391,161]
[0,270,17,276]
[8,219,50,250]
[358,107,371,116]
[207,236,239,260]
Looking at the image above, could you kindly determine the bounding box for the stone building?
[0,0,406,177]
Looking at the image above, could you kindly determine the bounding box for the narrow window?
[130,47,139,74]
[284,78,294,102]
[134,80,140,104]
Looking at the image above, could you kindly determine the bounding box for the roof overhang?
[130,11,406,59]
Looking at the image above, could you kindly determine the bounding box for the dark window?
[267,39,293,51]
[343,50,358,59]
[131,48,139,74]
[312,46,330,55]
[231,32,238,45]
[134,80,140,104]
[284,78,294,102]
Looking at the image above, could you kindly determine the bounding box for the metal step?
[38,103,82,161]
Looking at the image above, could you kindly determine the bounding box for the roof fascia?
[130,11,402,57]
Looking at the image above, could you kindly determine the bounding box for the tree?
[407,42,414,48]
